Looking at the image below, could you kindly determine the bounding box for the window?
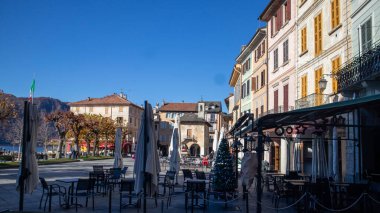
[89,106,93,113]
[314,13,322,56]
[261,70,265,87]
[117,117,123,125]
[331,0,340,29]
[243,58,251,73]
[361,18,372,53]
[241,83,246,98]
[285,0,291,22]
[271,16,275,36]
[283,40,289,63]
[199,105,203,111]
[315,68,323,105]
[260,105,264,116]
[246,80,250,96]
[276,6,283,31]
[251,77,256,92]
[301,27,307,53]
[119,106,123,112]
[187,129,192,138]
[261,42,265,55]
[274,49,279,70]
[129,117,132,124]
[274,90,279,113]
[301,75,308,98]
[256,76,259,91]
[332,57,341,93]
[283,84,289,112]
[105,107,109,114]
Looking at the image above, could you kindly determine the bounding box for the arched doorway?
[190,144,200,157]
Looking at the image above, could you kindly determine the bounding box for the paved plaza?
[0,158,295,213]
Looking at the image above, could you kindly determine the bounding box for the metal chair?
[182,169,193,191]
[68,178,95,212]
[121,166,128,179]
[89,171,107,195]
[39,177,66,212]
[119,179,140,212]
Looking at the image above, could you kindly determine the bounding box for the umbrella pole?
[143,101,148,213]
[19,101,29,212]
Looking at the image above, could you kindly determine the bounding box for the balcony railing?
[337,41,380,92]
[267,105,295,114]
[295,93,330,109]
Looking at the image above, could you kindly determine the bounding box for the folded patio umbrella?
[134,102,160,196]
[169,127,180,174]
[113,127,123,169]
[16,103,39,194]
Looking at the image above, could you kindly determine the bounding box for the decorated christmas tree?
[212,138,237,192]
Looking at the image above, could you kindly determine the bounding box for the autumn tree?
[101,117,116,156]
[46,111,70,158]
[66,112,85,159]
[0,92,16,121]
[84,114,102,156]
[80,127,94,156]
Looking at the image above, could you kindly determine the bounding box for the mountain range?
[0,92,69,144]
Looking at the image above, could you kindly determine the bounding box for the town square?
[1,0,380,212]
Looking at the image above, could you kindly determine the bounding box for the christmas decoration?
[212,138,237,192]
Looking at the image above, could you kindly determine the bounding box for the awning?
[234,94,380,136]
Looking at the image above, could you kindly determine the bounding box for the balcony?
[337,42,380,93]
[295,93,330,109]
[267,105,295,114]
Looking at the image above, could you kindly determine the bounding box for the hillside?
[0,92,69,144]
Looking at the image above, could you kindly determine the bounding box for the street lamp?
[318,77,328,91]
[232,138,242,187]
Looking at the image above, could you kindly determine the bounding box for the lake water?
[0,145,46,153]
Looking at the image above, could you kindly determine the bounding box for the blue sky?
[0,0,268,110]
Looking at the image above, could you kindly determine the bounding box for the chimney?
[241,45,246,52]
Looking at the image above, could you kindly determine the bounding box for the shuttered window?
[301,27,307,53]
[274,90,279,113]
[331,0,340,29]
[246,80,250,96]
[301,75,307,98]
[283,84,289,112]
[283,40,289,62]
[285,0,291,21]
[315,68,323,105]
[361,18,372,53]
[274,49,279,70]
[332,57,341,93]
[261,70,265,87]
[314,13,322,56]
[252,77,256,92]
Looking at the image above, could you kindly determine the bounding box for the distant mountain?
[0,92,69,144]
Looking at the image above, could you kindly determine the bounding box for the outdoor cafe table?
[56,178,79,208]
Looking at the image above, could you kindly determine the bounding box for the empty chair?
[195,171,206,180]
[39,177,66,212]
[119,179,140,212]
[89,172,107,195]
[182,169,193,191]
[68,178,95,212]
[121,166,128,179]
[108,168,122,189]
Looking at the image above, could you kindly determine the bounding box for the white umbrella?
[169,127,180,174]
[113,127,123,169]
[17,103,39,194]
[168,114,180,157]
[311,134,328,182]
[134,102,160,196]
[240,152,257,189]
[215,126,225,157]
[212,129,219,154]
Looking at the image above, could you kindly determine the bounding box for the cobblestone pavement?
[0,158,296,213]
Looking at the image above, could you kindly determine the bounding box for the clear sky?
[0,0,268,110]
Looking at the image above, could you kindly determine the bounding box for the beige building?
[69,93,143,144]
[179,113,211,157]
[229,64,242,126]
